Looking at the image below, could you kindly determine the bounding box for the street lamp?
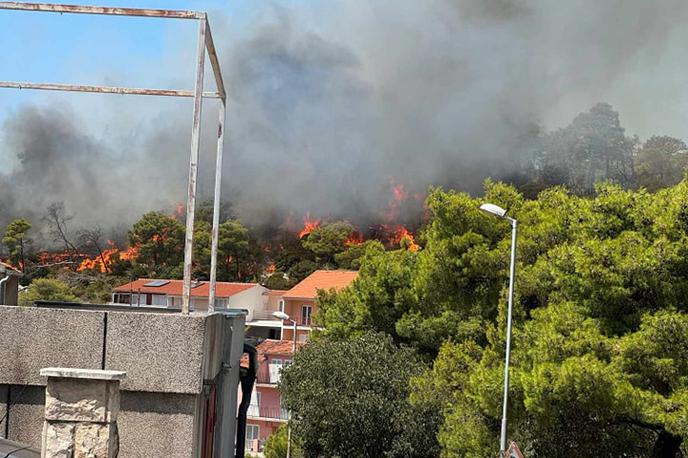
[273,311,297,352]
[479,203,517,457]
[272,310,296,458]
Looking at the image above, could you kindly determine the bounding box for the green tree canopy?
[217,219,250,281]
[262,425,302,458]
[319,179,688,456]
[128,212,185,277]
[19,278,77,306]
[280,332,441,458]
[334,239,383,269]
[540,103,635,193]
[3,218,32,272]
[634,136,688,192]
[301,221,354,265]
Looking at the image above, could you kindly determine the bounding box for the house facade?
[0,261,22,306]
[243,339,299,455]
[242,271,359,456]
[279,270,358,342]
[112,278,266,312]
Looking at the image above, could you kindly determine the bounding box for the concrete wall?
[0,305,245,458]
[0,306,104,386]
[104,311,207,394]
[119,391,197,457]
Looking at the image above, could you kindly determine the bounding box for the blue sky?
[0,1,253,118]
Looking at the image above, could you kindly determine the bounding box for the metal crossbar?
[0,2,229,314]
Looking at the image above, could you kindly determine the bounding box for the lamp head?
[273,311,290,321]
[480,203,508,218]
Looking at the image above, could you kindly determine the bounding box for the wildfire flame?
[76,242,139,273]
[382,224,420,252]
[298,213,321,238]
[174,203,185,220]
[346,231,365,247]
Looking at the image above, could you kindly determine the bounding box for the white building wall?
[226,285,269,321]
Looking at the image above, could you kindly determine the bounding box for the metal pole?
[182,18,207,315]
[499,219,517,455]
[0,81,221,98]
[287,318,296,458]
[292,320,297,353]
[208,98,226,312]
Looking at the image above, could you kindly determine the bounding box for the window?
[216,298,229,308]
[269,358,286,384]
[250,390,261,406]
[113,293,131,304]
[245,425,260,450]
[278,300,284,313]
[248,390,260,417]
[301,305,312,325]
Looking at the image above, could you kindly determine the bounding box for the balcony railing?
[245,438,266,453]
[247,405,290,420]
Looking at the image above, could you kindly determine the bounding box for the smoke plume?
[1,0,687,234]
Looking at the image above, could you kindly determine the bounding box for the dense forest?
[3,103,688,297]
[282,178,688,457]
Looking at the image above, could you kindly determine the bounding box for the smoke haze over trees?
[2,0,688,234]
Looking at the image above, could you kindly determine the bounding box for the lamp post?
[273,310,296,458]
[479,203,517,457]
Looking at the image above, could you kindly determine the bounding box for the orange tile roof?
[114,278,257,298]
[283,270,358,300]
[241,339,302,367]
[0,261,22,275]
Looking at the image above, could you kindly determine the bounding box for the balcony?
[247,405,290,421]
[245,438,266,454]
[279,316,313,327]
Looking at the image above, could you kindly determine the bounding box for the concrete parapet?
[104,311,206,394]
[0,307,104,386]
[40,368,126,458]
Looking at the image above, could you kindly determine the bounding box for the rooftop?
[0,261,22,276]
[283,270,358,300]
[242,338,302,367]
[114,278,258,298]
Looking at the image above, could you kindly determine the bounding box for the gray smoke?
[2,0,688,232]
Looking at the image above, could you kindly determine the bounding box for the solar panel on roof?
[144,280,170,287]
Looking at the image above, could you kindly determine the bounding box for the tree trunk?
[652,430,682,458]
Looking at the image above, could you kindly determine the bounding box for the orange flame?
[76,241,139,273]
[119,244,139,261]
[174,203,185,219]
[346,231,365,247]
[382,224,420,252]
[298,212,321,238]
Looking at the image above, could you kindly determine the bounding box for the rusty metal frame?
[0,2,228,314]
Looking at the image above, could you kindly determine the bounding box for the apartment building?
[244,339,300,455]
[243,270,358,455]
